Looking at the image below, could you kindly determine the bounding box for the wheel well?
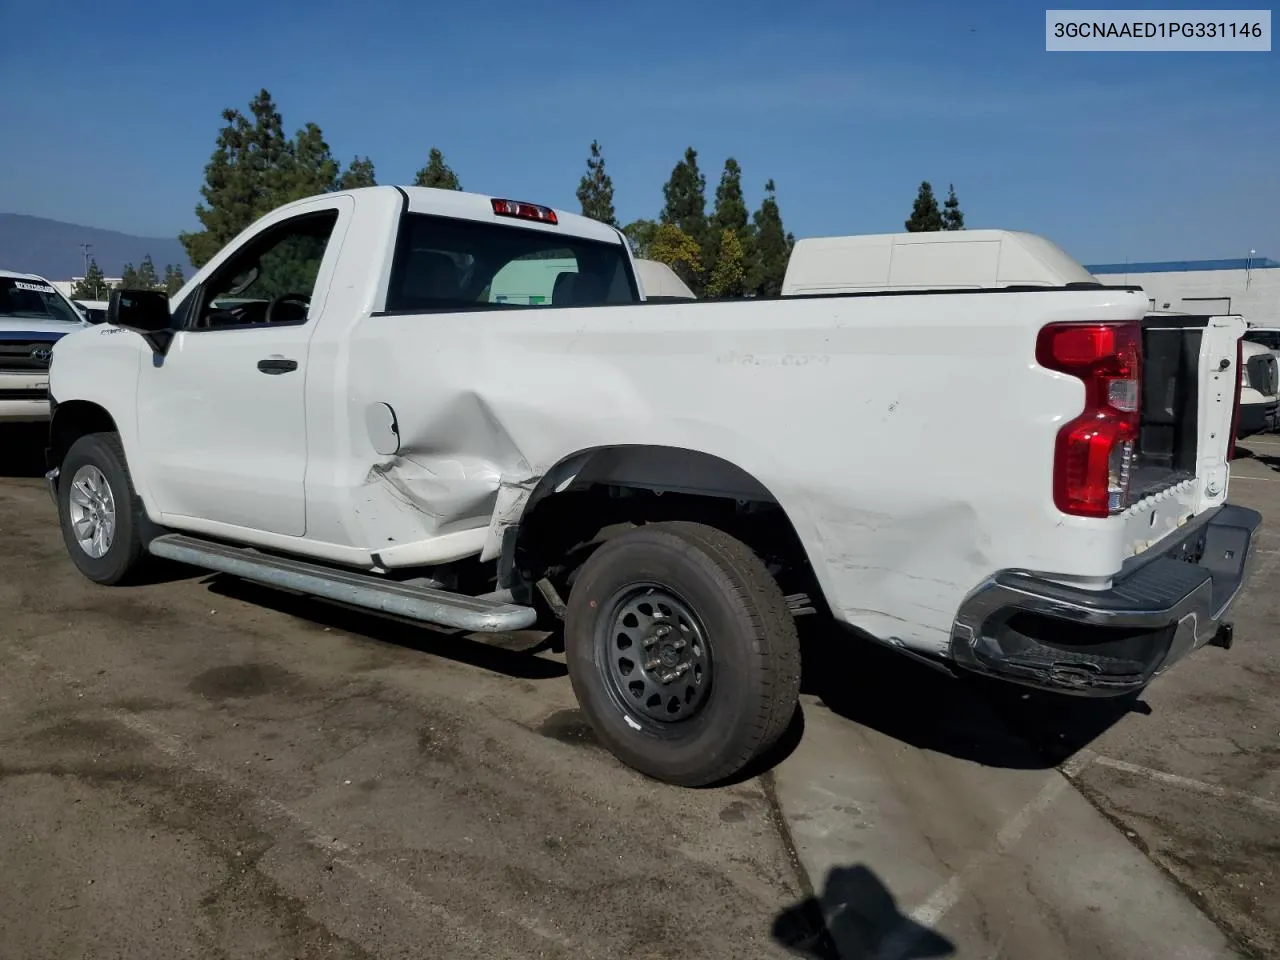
[49,401,118,471]
[510,446,821,610]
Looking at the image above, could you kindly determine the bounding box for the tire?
[563,520,801,787]
[57,432,150,585]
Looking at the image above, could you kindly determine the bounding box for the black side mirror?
[108,289,170,331]
[108,289,175,355]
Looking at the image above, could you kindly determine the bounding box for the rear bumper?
[1237,399,1278,438]
[949,503,1262,697]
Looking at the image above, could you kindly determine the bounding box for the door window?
[187,210,340,331]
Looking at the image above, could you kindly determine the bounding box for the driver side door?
[135,196,352,537]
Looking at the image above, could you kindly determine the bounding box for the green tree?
[180,89,294,269]
[576,139,617,226]
[280,122,340,201]
[704,229,747,299]
[649,223,703,289]
[413,148,461,190]
[163,264,187,296]
[905,181,944,232]
[941,183,965,231]
[71,259,109,300]
[622,218,659,258]
[135,254,161,290]
[338,155,377,189]
[119,263,141,289]
[660,147,709,288]
[707,158,757,290]
[751,179,791,297]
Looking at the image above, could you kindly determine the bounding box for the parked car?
[73,299,110,324]
[44,187,1261,786]
[0,270,89,422]
[1235,338,1279,438]
[634,258,696,301]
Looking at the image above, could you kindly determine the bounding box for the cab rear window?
[385,214,638,313]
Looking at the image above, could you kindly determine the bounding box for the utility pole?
[79,243,92,278]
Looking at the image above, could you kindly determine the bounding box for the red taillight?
[491,198,559,225]
[1037,321,1142,518]
[1227,336,1244,461]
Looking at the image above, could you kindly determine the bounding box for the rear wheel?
[58,432,150,585]
[563,521,801,787]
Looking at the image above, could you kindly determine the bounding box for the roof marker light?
[491,198,558,225]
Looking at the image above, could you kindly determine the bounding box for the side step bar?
[147,533,537,633]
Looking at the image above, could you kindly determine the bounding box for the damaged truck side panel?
[45,185,1261,787]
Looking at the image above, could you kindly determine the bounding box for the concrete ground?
[0,423,1275,959]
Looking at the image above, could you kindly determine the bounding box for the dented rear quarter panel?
[340,285,1154,656]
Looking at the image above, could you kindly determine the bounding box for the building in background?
[1084,257,1280,327]
[52,277,123,300]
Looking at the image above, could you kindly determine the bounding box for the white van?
[781,229,1097,296]
[634,258,696,301]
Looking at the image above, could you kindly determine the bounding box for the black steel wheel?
[564,521,801,787]
[596,582,714,726]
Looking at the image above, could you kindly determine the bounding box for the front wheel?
[57,432,150,585]
[563,521,801,787]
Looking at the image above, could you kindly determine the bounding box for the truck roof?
[270,185,628,248]
[781,229,1098,296]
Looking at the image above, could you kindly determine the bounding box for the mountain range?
[0,214,194,281]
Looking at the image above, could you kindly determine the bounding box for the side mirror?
[107,289,171,331]
[108,289,175,356]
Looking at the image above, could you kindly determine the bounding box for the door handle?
[257,357,298,375]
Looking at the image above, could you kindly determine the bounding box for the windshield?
[0,277,83,323]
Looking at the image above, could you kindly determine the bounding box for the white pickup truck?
[44,186,1262,787]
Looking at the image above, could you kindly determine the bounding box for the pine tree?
[180,89,294,268]
[707,158,757,290]
[704,229,747,299]
[622,219,658,258]
[904,181,944,232]
[163,264,187,296]
[338,156,377,189]
[119,263,141,289]
[660,147,709,263]
[941,183,965,231]
[135,254,161,290]
[71,259,109,300]
[413,148,461,190]
[648,224,703,290]
[280,122,340,201]
[576,140,617,226]
[751,179,791,297]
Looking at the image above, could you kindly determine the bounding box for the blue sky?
[3,0,1275,263]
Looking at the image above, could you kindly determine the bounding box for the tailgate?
[1123,313,1245,557]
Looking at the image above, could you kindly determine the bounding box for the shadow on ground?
[200,571,1141,773]
[773,864,955,959]
[799,622,1149,770]
[205,575,568,681]
[0,423,49,478]
[1233,443,1280,473]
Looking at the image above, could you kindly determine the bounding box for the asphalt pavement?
[0,422,1275,959]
